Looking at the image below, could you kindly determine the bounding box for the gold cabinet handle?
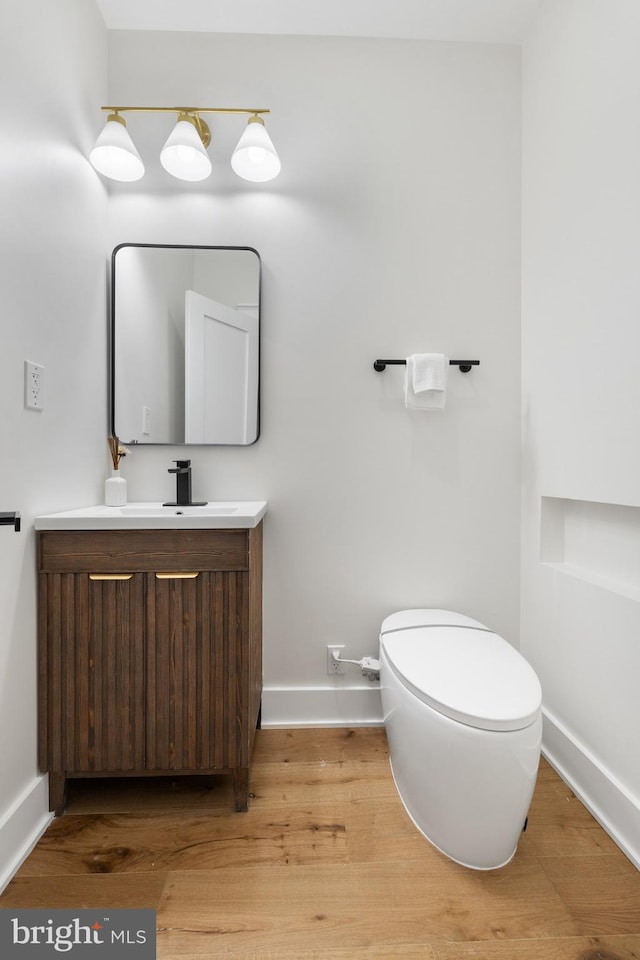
[89,573,134,581]
[155,572,200,580]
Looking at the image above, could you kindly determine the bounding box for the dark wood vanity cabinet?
[37,524,263,814]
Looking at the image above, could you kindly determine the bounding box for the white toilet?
[380,609,542,870]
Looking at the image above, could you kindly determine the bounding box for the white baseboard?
[0,774,53,894]
[542,707,640,869]
[261,684,383,728]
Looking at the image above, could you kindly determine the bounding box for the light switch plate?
[25,360,44,411]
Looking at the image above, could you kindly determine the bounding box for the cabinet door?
[40,572,146,773]
[145,570,249,771]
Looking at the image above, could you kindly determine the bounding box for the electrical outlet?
[326,644,345,675]
[24,360,44,411]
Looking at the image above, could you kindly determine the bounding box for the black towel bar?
[373,359,479,373]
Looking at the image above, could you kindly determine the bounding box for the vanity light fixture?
[89,113,145,182]
[90,106,280,183]
[160,113,212,182]
[231,114,281,182]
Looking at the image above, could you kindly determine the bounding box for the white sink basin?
[119,505,238,517]
[35,501,267,530]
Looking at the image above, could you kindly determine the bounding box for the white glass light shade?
[160,118,212,181]
[231,117,281,183]
[89,115,144,182]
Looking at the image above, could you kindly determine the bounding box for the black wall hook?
[0,512,21,532]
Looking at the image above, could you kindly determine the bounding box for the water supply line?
[331,650,381,681]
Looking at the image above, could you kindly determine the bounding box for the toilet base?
[381,646,541,870]
[388,755,522,870]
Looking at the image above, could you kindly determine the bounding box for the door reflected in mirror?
[111,244,260,445]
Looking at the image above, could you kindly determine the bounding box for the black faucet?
[163,460,207,507]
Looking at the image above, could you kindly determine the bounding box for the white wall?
[106,31,522,726]
[521,0,640,866]
[0,0,108,889]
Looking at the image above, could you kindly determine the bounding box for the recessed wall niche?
[540,497,640,601]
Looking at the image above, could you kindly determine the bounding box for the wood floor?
[2,727,640,959]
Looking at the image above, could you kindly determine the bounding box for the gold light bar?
[101,106,270,116]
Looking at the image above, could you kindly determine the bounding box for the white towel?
[404,354,449,410]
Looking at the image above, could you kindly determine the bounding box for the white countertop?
[34,501,267,530]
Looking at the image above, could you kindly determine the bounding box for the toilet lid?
[381,625,542,731]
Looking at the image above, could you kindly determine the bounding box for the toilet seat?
[380,610,541,732]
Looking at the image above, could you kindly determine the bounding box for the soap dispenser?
[105,435,127,506]
[105,469,127,506]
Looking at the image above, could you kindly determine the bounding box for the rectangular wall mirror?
[111,243,261,445]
